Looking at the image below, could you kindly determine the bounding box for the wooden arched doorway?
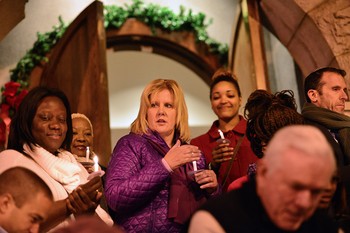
[106,18,223,85]
[29,1,225,166]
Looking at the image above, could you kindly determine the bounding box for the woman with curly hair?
[244,89,304,159]
[228,89,304,190]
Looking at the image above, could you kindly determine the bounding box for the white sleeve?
[188,210,226,233]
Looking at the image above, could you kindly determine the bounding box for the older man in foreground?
[188,125,341,233]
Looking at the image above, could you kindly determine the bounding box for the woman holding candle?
[0,87,112,231]
[71,113,110,216]
[105,79,218,232]
[191,69,257,192]
[71,113,103,174]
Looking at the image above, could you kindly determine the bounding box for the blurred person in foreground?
[105,79,218,232]
[0,167,53,233]
[52,216,124,233]
[189,125,341,233]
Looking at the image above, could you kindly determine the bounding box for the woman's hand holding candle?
[209,129,234,171]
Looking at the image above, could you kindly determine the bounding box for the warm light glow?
[93,155,99,172]
[192,161,197,171]
[86,146,90,162]
[218,129,225,140]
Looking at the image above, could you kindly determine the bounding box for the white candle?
[93,155,99,172]
[192,161,197,171]
[86,146,90,162]
[218,129,225,140]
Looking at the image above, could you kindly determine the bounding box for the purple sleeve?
[104,135,170,214]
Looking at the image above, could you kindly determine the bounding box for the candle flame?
[218,129,225,140]
[192,161,197,171]
[93,155,99,172]
[86,146,90,162]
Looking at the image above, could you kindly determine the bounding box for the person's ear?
[256,159,268,189]
[307,89,318,103]
[256,159,267,177]
[0,194,14,213]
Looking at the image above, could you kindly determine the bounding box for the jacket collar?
[142,129,181,150]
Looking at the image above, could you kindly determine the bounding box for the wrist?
[65,198,74,216]
[161,158,174,173]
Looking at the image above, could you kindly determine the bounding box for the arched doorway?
[105,18,225,146]
[30,1,226,165]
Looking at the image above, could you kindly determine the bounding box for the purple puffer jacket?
[105,131,206,233]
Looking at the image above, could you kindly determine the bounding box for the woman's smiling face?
[31,96,67,153]
[71,117,93,157]
[210,81,241,121]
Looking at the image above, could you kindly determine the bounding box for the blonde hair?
[71,113,93,136]
[130,79,190,142]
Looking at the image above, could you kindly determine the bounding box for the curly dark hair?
[244,89,304,158]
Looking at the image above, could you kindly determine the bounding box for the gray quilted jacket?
[105,131,206,233]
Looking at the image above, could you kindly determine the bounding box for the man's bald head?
[257,125,336,231]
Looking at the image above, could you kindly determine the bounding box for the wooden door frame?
[106,18,224,85]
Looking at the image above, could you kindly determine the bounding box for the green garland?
[9,17,67,87]
[104,0,229,62]
[9,0,228,88]
[0,0,229,145]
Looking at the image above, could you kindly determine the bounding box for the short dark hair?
[0,167,53,207]
[210,69,242,99]
[8,86,73,153]
[304,67,346,103]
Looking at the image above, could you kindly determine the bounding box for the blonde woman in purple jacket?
[105,79,219,232]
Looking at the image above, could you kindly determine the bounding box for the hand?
[66,187,101,216]
[79,176,103,201]
[194,169,218,194]
[164,140,201,170]
[211,142,234,168]
[83,164,94,174]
